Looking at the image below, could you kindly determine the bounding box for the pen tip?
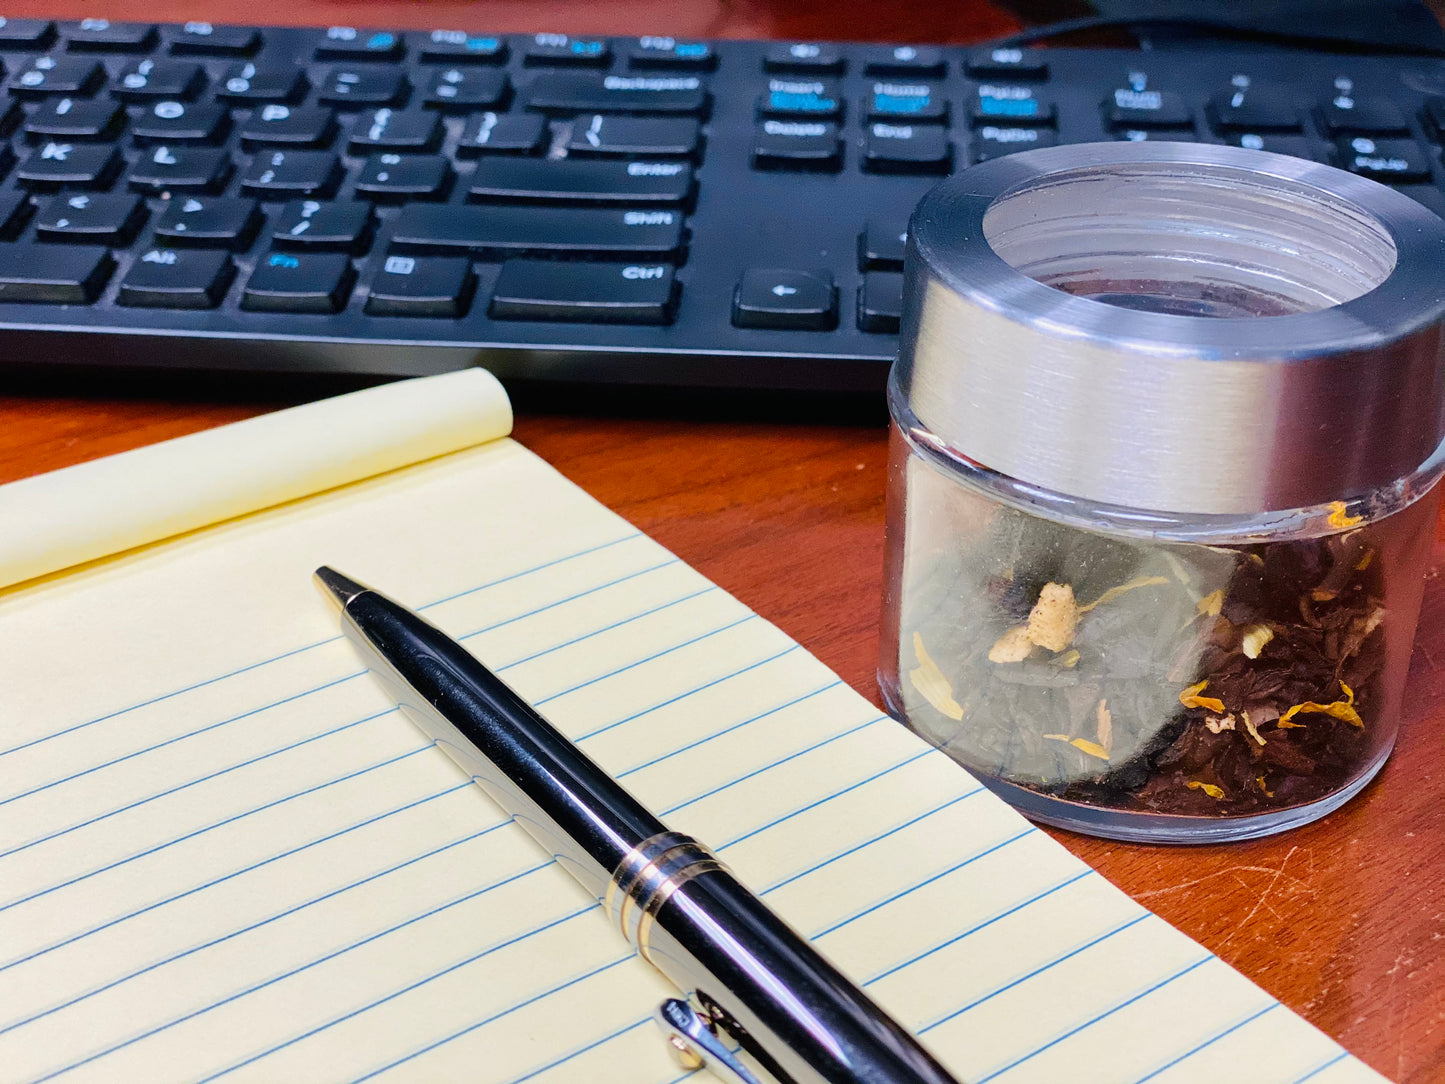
[314,566,370,610]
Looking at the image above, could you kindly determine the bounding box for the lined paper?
[0,435,1386,1084]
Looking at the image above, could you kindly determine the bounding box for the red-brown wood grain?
[0,1,1441,1081]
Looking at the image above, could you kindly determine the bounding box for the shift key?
[390,204,686,260]
[490,259,677,324]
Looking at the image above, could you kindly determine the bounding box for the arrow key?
[153,196,262,249]
[117,247,235,308]
[733,268,836,330]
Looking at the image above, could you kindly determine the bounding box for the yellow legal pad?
[0,372,1383,1083]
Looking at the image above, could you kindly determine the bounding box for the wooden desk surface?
[0,1,1441,1080]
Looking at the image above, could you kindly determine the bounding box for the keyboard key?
[970,86,1056,127]
[390,204,685,260]
[858,271,904,333]
[863,45,945,77]
[36,192,146,244]
[858,219,908,271]
[365,255,475,316]
[242,250,355,313]
[117,247,235,308]
[524,33,610,67]
[63,19,156,52]
[166,22,261,56]
[1115,128,1199,143]
[154,196,262,248]
[764,42,844,74]
[127,145,232,193]
[131,100,229,143]
[10,57,103,97]
[355,154,452,201]
[348,109,441,153]
[1206,87,1300,131]
[457,112,548,156]
[314,27,404,62]
[216,63,306,103]
[24,96,123,141]
[241,150,341,198]
[16,142,119,189]
[863,123,951,173]
[865,82,946,122]
[0,242,113,302]
[628,37,715,71]
[1338,136,1431,181]
[1228,132,1319,159]
[732,268,836,330]
[1104,88,1192,129]
[415,30,507,64]
[1423,98,1445,142]
[423,67,508,110]
[965,46,1048,80]
[565,114,700,157]
[271,200,374,252]
[468,158,694,205]
[318,68,409,106]
[238,105,335,149]
[752,120,841,171]
[0,191,34,239]
[524,72,708,114]
[972,125,1058,161]
[1316,95,1410,136]
[491,259,676,323]
[758,78,843,119]
[111,60,205,101]
[0,18,56,50]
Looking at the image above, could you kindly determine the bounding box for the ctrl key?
[242,251,356,313]
[0,242,114,304]
[489,260,677,324]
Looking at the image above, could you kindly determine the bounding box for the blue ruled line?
[918,914,1150,1034]
[810,825,1033,938]
[0,774,468,977]
[0,821,511,1038]
[505,1018,653,1084]
[866,870,1093,986]
[659,712,886,814]
[0,710,390,863]
[534,614,760,705]
[0,533,640,761]
[1133,1001,1279,1082]
[1291,1051,1349,1083]
[974,956,1213,1082]
[577,644,802,743]
[0,738,420,915]
[619,677,838,778]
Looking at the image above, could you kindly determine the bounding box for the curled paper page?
[0,367,512,590]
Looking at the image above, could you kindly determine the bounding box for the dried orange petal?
[908,633,965,720]
[1179,680,1227,713]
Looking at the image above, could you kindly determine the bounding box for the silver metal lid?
[896,141,1445,515]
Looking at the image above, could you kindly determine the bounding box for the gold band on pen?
[608,831,730,963]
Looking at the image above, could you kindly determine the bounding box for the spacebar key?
[390,205,685,259]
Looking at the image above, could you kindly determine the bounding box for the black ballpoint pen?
[315,566,964,1084]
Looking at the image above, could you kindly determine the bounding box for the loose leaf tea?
[899,497,1399,818]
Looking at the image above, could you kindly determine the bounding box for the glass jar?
[879,142,1445,843]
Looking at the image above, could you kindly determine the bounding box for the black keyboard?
[0,18,1439,391]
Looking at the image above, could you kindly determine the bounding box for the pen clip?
[655,997,768,1084]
